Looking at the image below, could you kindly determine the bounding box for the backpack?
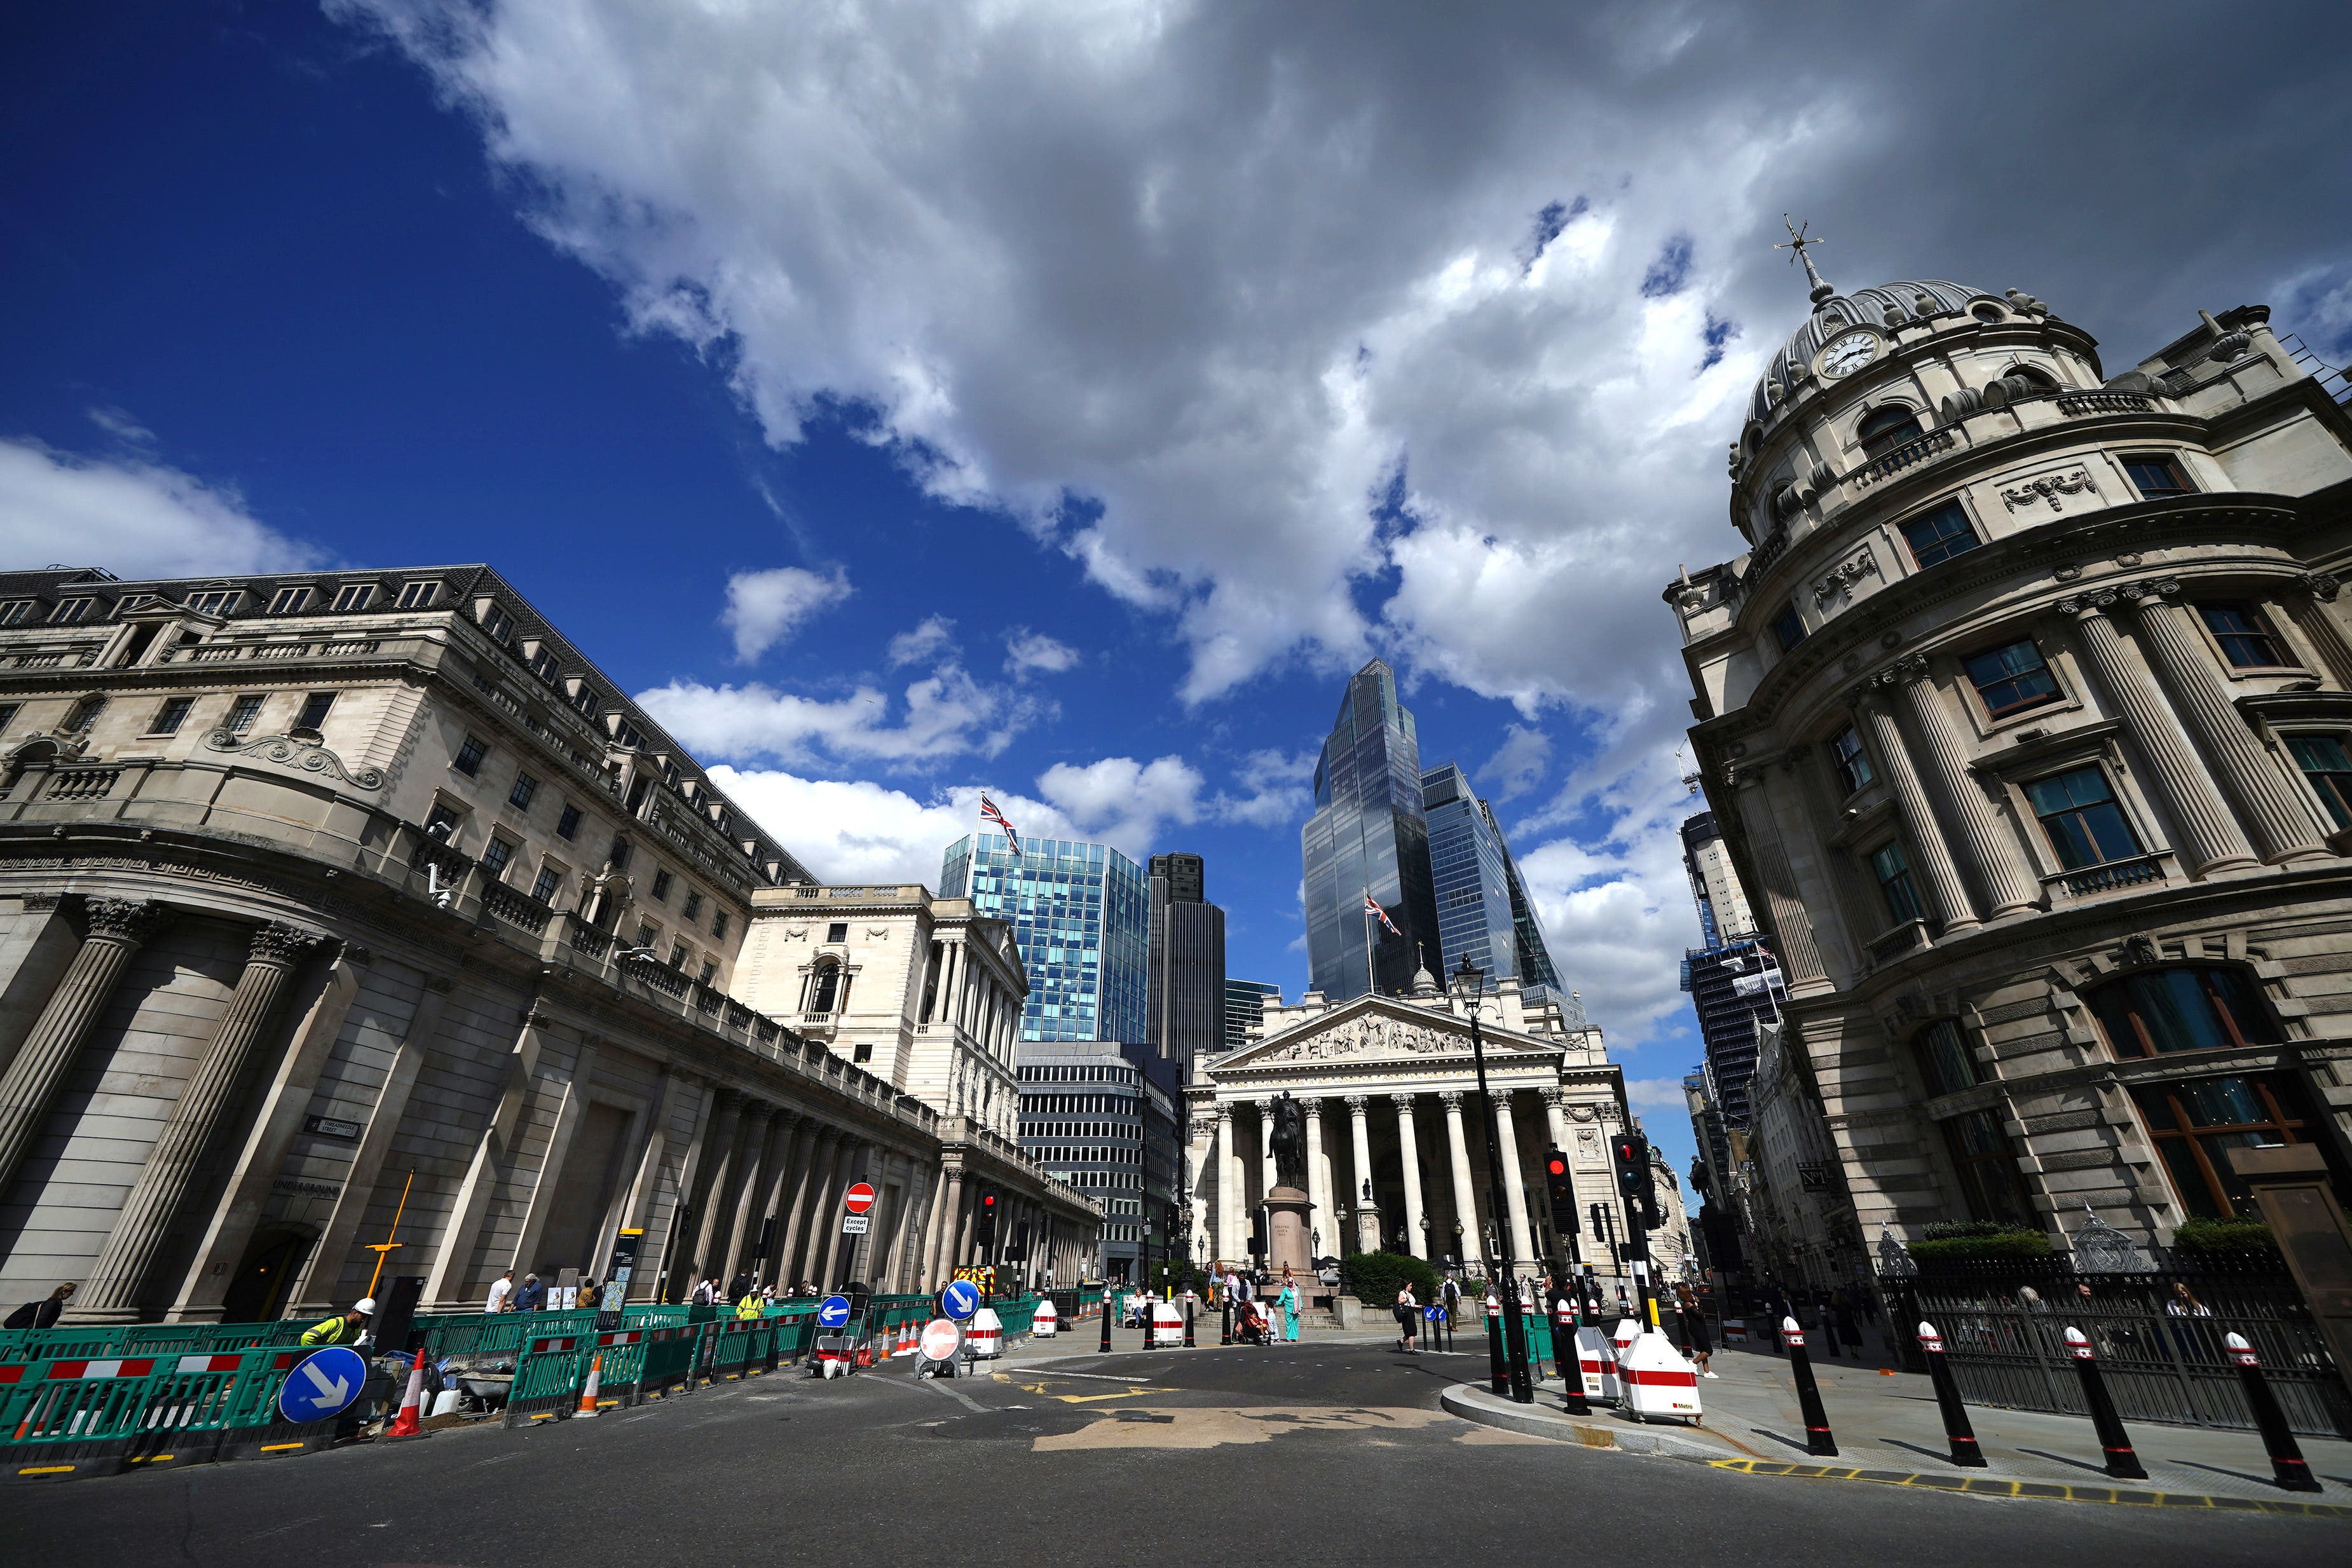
[4,1301,35,1331]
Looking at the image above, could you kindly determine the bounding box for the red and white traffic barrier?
[1619,1332,1702,1422]
[967,1307,1003,1359]
[1034,1299,1059,1338]
[1575,1325,1621,1403]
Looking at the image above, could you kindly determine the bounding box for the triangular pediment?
[1210,993,1559,1075]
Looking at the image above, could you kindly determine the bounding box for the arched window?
[806,958,842,1016]
[2002,364,2058,392]
[2088,965,2279,1058]
[1857,405,1924,460]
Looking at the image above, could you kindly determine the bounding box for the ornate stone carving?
[202,728,385,791]
[1343,1094,1367,1112]
[2000,468,2099,512]
[1214,1101,1234,1122]
[1566,1103,1599,1122]
[1810,547,1882,608]
[2302,573,2342,603]
[1254,1011,1469,1063]
[22,892,61,911]
[2118,932,2161,968]
[2119,577,2181,604]
[247,922,325,966]
[1539,1087,1567,1108]
[83,897,171,945]
[1437,1091,1464,1109]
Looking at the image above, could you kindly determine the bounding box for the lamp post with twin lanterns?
[1453,954,1534,1404]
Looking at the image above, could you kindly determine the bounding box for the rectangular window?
[481,837,515,880]
[2091,965,2278,1059]
[2289,733,2352,829]
[1963,638,2061,718]
[2133,1074,2331,1220]
[613,717,645,749]
[827,922,849,943]
[294,692,336,731]
[1870,840,1927,925]
[699,960,718,986]
[669,943,688,971]
[331,583,376,612]
[650,869,673,901]
[530,866,563,905]
[711,911,729,940]
[50,597,93,624]
[226,693,265,733]
[556,803,582,840]
[148,697,195,736]
[528,647,561,683]
[570,686,599,718]
[508,771,539,811]
[1939,1109,2034,1227]
[268,586,312,615]
[2123,453,2193,498]
[1911,1019,1979,1098]
[184,589,240,615]
[0,702,18,735]
[396,580,441,609]
[453,734,489,775]
[1899,500,1979,568]
[2196,603,2289,669]
[1830,725,1874,794]
[1771,603,1807,652]
[681,891,704,922]
[62,696,105,734]
[481,603,514,641]
[425,802,462,840]
[0,600,34,625]
[2023,765,2142,868]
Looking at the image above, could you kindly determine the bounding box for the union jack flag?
[980,793,1022,858]
[1364,891,1400,936]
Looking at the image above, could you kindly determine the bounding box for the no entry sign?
[919,1319,962,1362]
[844,1182,877,1215]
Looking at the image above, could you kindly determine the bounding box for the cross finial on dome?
[1775,215,1836,305]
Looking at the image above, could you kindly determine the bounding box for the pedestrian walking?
[1440,1274,1461,1327]
[1832,1288,1862,1355]
[1675,1283,1716,1377]
[690,1277,714,1307]
[1394,1284,1418,1352]
[2164,1282,2214,1359]
[577,1277,601,1311]
[4,1282,74,1331]
[301,1297,375,1347]
[514,1272,547,1312]
[484,1269,514,1314]
[1278,1273,1301,1341]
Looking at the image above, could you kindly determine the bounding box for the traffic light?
[1611,1133,1660,1231]
[1250,1203,1268,1260]
[975,1188,999,1251]
[1543,1148,1578,1234]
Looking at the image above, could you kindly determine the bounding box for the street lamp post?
[1453,955,1533,1404]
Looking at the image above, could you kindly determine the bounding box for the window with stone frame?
[267,586,312,615]
[2287,733,2352,830]
[2131,1072,2330,1220]
[147,696,195,735]
[2023,765,2142,869]
[1911,1019,1979,1098]
[62,696,106,734]
[2122,452,2194,499]
[453,733,489,776]
[2196,603,2292,669]
[0,600,34,626]
[1869,840,1926,925]
[1962,638,2061,718]
[50,597,93,624]
[681,890,704,923]
[1771,601,1807,652]
[1938,1108,2034,1227]
[555,802,582,840]
[1829,724,1874,794]
[294,691,335,731]
[1898,499,1979,568]
[508,771,538,811]
[480,836,516,881]
[530,864,564,905]
[1856,404,1924,460]
[226,693,265,733]
[2088,965,2280,1059]
[650,868,673,901]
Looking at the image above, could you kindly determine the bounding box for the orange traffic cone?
[386,1348,428,1439]
[574,1350,604,1418]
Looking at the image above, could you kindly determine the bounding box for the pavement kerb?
[1437,1382,2352,1520]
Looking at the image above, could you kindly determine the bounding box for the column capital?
[1437,1090,1465,1109]
[1343,1094,1369,1112]
[2054,584,2124,618]
[1388,1091,1417,1109]
[774,1107,804,1128]
[83,897,170,946]
[2300,571,2342,603]
[2119,576,2183,604]
[1252,1096,1274,1111]
[1213,1100,1234,1123]
[740,1099,777,1127]
[1538,1086,1567,1108]
[1301,1097,1324,1121]
[247,922,325,968]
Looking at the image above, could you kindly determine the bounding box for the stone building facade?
[1186,969,1632,1282]
[0,563,1094,1321]
[1669,250,2352,1271]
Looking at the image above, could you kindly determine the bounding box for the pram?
[1234,1298,1271,1346]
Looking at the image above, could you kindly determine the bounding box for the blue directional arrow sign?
[816,1294,853,1329]
[1424,1305,1445,1321]
[277,1346,367,1424]
[940,1279,981,1321]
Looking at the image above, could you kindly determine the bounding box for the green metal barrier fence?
[503,1333,589,1428]
[578,1327,650,1410]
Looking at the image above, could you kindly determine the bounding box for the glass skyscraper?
[1146,852,1225,1085]
[1421,763,1563,1001]
[1302,659,1442,1000]
[1221,978,1282,1058]
[941,833,1148,1042]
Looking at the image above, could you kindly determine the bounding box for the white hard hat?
[353,1297,377,1315]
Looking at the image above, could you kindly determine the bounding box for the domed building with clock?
[1667,226,2352,1286]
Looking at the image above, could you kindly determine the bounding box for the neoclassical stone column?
[2121,578,2330,861]
[1390,1094,1426,1258]
[929,1164,965,1280]
[1440,1092,1477,1265]
[718,1101,779,1286]
[1301,1098,1332,1252]
[1889,657,2040,917]
[777,1121,834,1288]
[1254,1096,1276,1201]
[0,897,172,1195]
[1491,1091,1536,1273]
[1854,681,1981,932]
[1215,1101,1240,1262]
[2058,589,2257,873]
[77,921,321,1321]
[688,1092,750,1287]
[1344,1094,1375,1215]
[751,1110,805,1286]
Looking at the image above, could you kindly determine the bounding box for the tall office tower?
[1301,658,1442,1000]
[941,833,1148,1042]
[1015,1039,1178,1285]
[1678,812,1779,1128]
[1420,762,1566,1002]
[1221,978,1281,1059]
[1145,852,1226,1084]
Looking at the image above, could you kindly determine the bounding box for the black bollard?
[1184,1295,1196,1349]
[1556,1300,1591,1416]
[1782,1316,1839,1457]
[1100,1293,1112,1354]
[1486,1293,1508,1396]
[1220,1299,1233,1346]
[2062,1327,2147,1481]
[2226,1332,2321,1492]
[1915,1322,1986,1468]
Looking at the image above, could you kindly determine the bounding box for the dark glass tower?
[1421,764,1565,1004]
[1302,659,1442,1000]
[1146,852,1226,1084]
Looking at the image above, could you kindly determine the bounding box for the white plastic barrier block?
[1620,1331,1702,1422]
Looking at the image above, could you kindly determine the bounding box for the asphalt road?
[3,1339,2343,1567]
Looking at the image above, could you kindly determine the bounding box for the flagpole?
[1363,886,1376,998]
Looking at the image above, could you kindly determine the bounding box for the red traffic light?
[981,1192,996,1206]
[1547,1156,1568,1176]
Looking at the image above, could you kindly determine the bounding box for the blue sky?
[6,3,2348,1188]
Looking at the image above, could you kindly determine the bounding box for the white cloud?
[721,565,850,662]
[1212,746,1317,829]
[638,660,1047,768]
[0,437,320,580]
[1480,723,1552,802]
[1036,754,1205,853]
[1624,1077,1692,1114]
[1004,627,1080,677]
[707,770,1080,887]
[887,615,957,667]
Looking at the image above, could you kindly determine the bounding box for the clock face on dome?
[1817,330,1880,379]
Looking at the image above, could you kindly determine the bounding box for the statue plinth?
[1264,1185,1314,1282]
